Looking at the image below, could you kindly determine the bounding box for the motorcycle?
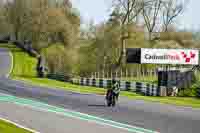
[105,89,116,107]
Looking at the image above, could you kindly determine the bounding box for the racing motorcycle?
[105,89,116,107]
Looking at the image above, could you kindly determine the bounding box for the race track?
[0,48,11,78]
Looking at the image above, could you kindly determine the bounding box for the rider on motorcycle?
[112,80,120,101]
[106,80,120,101]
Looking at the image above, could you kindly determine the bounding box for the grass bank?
[0,119,33,133]
[1,43,200,108]
[0,43,37,78]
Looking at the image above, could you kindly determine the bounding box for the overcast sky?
[72,0,200,31]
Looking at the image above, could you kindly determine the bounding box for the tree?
[4,0,30,40]
[42,44,75,74]
[0,4,12,35]
[142,0,162,41]
[77,18,149,76]
[162,0,185,32]
[26,0,80,51]
[111,0,143,70]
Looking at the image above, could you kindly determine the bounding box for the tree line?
[0,0,199,78]
[0,0,80,74]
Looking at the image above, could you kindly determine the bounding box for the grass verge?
[0,119,33,133]
[1,43,200,108]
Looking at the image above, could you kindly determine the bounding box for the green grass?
[0,119,33,133]
[11,50,37,78]
[1,43,200,108]
[126,95,200,108]
[14,77,107,95]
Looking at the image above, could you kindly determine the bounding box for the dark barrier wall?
[158,69,195,89]
[69,78,159,96]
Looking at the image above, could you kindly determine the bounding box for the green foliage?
[76,44,98,76]
[178,88,198,97]
[0,0,80,51]
[177,82,200,97]
[0,0,81,76]
[42,44,76,74]
[197,88,200,98]
[77,21,155,76]
[191,83,200,97]
[30,6,80,51]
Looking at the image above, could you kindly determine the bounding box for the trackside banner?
[141,48,199,65]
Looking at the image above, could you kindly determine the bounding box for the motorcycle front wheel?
[111,96,116,107]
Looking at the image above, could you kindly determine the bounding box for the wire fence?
[89,69,158,80]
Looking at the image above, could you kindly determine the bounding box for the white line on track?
[6,50,13,78]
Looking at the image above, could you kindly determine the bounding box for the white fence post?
[142,70,145,81]
[126,69,128,81]
[131,69,134,81]
[121,69,123,80]
[155,68,157,77]
[149,70,152,77]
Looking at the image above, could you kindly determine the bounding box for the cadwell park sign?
[126,48,199,65]
[126,48,198,96]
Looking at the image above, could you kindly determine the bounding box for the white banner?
[141,48,199,65]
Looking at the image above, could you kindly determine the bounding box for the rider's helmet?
[112,79,120,87]
[112,79,116,84]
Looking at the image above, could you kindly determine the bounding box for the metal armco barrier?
[71,78,159,96]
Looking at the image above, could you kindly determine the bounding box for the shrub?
[196,87,200,98]
[178,82,200,97]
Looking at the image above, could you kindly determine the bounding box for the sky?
[71,0,200,31]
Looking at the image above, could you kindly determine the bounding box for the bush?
[178,82,200,97]
[42,44,76,74]
[197,87,200,98]
[192,83,200,98]
[178,88,197,97]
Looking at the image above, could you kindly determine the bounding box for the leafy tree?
[109,0,143,70]
[4,0,30,40]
